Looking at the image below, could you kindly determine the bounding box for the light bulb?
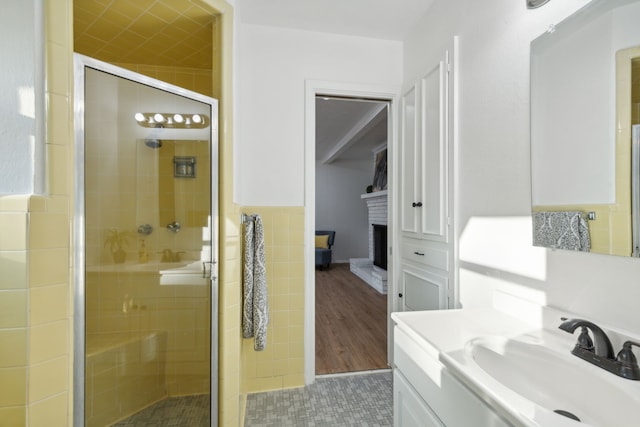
[173,114,184,123]
[134,113,145,122]
[192,114,202,124]
[154,113,165,123]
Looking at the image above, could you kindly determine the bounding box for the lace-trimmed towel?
[533,211,591,252]
[242,214,269,351]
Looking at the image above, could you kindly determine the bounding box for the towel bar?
[241,213,257,224]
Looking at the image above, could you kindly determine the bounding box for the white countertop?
[392,307,640,427]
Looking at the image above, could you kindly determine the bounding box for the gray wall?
[315,160,372,263]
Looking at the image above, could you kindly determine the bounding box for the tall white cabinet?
[397,42,455,312]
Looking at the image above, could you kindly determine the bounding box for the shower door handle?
[202,260,217,278]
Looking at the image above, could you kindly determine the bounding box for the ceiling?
[74,0,215,68]
[237,0,435,41]
[316,98,388,163]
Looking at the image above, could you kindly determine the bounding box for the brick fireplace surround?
[349,190,388,294]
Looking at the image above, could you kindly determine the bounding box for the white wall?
[315,160,371,263]
[235,23,402,205]
[405,0,640,332]
[0,0,44,194]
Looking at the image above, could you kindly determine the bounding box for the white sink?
[466,334,640,426]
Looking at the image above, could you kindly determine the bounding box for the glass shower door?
[74,55,218,427]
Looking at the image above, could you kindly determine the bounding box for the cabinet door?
[400,84,420,236]
[420,59,448,241]
[399,52,450,242]
[394,370,444,427]
[400,266,447,311]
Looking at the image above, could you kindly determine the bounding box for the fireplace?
[372,224,387,270]
[349,190,388,294]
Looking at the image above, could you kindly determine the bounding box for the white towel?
[242,214,269,351]
[533,211,591,251]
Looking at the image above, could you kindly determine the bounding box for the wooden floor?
[315,263,388,375]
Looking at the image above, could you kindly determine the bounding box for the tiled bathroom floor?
[244,371,393,427]
[111,394,210,426]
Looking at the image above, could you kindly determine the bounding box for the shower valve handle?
[166,221,181,233]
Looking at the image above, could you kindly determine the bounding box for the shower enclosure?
[73,55,218,426]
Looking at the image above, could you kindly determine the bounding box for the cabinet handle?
[398,293,403,298]
[412,202,423,207]
[414,251,425,256]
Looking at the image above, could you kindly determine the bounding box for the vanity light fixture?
[527,0,550,9]
[133,112,209,129]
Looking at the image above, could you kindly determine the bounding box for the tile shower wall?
[115,63,217,99]
[240,207,306,393]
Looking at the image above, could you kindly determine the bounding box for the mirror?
[530,0,640,256]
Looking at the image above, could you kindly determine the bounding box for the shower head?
[145,123,164,148]
[145,138,162,149]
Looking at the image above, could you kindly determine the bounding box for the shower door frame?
[72,53,219,427]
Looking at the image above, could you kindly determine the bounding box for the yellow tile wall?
[114,63,217,99]
[0,197,29,427]
[240,207,306,393]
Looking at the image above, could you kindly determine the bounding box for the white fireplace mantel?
[361,189,388,200]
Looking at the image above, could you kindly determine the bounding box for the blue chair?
[315,230,336,270]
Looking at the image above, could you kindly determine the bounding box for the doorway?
[73,55,219,426]
[305,82,396,383]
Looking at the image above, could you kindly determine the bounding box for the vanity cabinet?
[398,44,454,312]
[394,370,444,427]
[393,325,513,427]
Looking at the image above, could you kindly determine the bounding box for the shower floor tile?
[244,371,393,427]
[111,394,210,427]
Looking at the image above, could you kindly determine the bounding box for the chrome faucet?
[559,318,640,380]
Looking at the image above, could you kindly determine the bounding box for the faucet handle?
[615,341,640,380]
[616,341,640,367]
[576,326,594,352]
